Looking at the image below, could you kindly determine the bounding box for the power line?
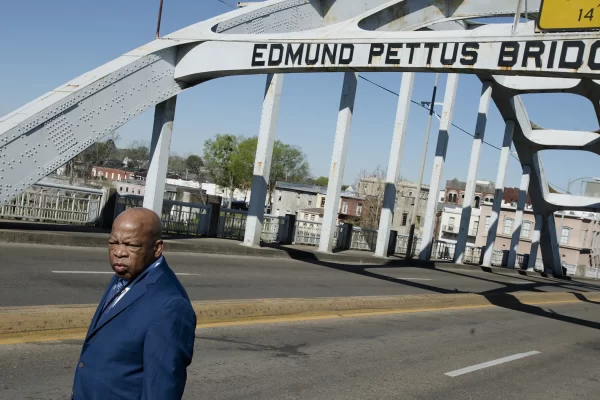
[214,0,236,9]
[357,74,520,161]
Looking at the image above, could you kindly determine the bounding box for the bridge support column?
[375,72,415,258]
[507,165,531,268]
[143,96,177,215]
[319,72,358,253]
[455,81,492,264]
[243,74,284,247]
[483,121,515,266]
[527,214,543,271]
[420,74,460,260]
[540,213,563,276]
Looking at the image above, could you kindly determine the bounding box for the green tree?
[313,176,329,187]
[203,134,244,206]
[185,155,204,177]
[168,155,187,177]
[122,141,150,169]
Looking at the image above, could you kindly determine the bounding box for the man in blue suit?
[72,207,196,400]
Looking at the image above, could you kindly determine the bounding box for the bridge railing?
[115,194,212,236]
[350,227,378,252]
[1,184,105,224]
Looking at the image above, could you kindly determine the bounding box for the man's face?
[108,217,162,280]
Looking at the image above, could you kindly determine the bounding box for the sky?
[0,0,598,191]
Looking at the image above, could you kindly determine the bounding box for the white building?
[438,205,481,245]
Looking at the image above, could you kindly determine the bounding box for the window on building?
[117,174,121,181]
[304,213,309,220]
[408,191,413,197]
[416,215,421,226]
[401,212,408,226]
[308,200,312,206]
[125,187,129,193]
[111,172,115,180]
[503,218,513,235]
[320,198,326,207]
[137,190,141,195]
[357,205,362,216]
[310,214,315,221]
[119,187,123,192]
[472,221,479,236]
[560,227,571,244]
[583,229,589,247]
[278,196,282,201]
[521,221,532,238]
[485,216,491,232]
[449,217,456,230]
[342,202,348,214]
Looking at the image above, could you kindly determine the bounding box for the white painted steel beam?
[454,81,492,264]
[482,121,515,267]
[243,73,284,247]
[375,72,415,258]
[527,214,543,271]
[419,74,460,261]
[540,213,563,276]
[507,165,531,268]
[319,72,358,253]
[143,97,177,215]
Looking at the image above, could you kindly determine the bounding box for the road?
[2,302,600,399]
[1,243,599,307]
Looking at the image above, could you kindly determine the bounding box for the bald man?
[72,208,196,400]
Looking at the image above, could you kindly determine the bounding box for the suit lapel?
[85,275,117,339]
[86,261,165,340]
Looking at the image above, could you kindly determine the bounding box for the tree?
[122,141,150,169]
[74,133,120,180]
[185,155,204,177]
[203,134,244,206]
[168,154,187,177]
[357,166,386,229]
[313,176,329,187]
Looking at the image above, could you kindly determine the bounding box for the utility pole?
[406,73,439,259]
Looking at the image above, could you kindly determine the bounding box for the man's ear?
[154,240,164,258]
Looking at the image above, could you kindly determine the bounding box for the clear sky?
[0,0,598,191]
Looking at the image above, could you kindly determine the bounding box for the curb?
[2,291,598,341]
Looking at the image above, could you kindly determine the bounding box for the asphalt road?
[1,244,599,307]
[2,302,600,399]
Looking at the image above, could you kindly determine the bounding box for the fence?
[431,241,456,261]
[350,228,378,251]
[217,209,247,240]
[1,184,104,224]
[463,247,482,265]
[115,194,211,236]
[261,215,287,243]
[293,220,322,246]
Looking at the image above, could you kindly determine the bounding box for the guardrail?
[350,228,378,251]
[293,220,322,246]
[115,194,212,236]
[1,184,105,224]
[217,209,247,240]
[261,215,287,243]
[463,246,483,265]
[431,241,456,261]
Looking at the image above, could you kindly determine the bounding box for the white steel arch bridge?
[2,0,600,276]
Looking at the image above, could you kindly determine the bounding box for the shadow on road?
[268,245,600,331]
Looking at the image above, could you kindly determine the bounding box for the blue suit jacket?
[72,258,196,400]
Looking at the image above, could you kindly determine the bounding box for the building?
[476,203,599,268]
[91,166,136,181]
[444,179,495,208]
[357,176,430,235]
[272,182,365,224]
[438,205,481,245]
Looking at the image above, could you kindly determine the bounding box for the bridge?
[1,0,600,277]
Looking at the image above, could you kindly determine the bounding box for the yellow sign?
[539,0,600,31]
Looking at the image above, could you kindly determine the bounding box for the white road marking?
[444,351,541,377]
[51,271,201,276]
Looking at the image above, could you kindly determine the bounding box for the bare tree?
[356,166,386,229]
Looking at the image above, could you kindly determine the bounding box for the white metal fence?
[1,184,104,224]
[350,228,378,251]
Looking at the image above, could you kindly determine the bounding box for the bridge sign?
[539,0,600,31]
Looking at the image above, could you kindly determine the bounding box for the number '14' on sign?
[579,6,600,22]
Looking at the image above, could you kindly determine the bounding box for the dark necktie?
[99,278,127,320]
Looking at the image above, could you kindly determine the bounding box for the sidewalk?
[0,220,555,278]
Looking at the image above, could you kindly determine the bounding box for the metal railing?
[463,247,483,265]
[218,209,247,240]
[1,185,104,224]
[491,250,507,267]
[350,228,378,251]
[394,234,422,257]
[431,241,456,260]
[115,194,211,236]
[261,215,287,243]
[294,220,322,246]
